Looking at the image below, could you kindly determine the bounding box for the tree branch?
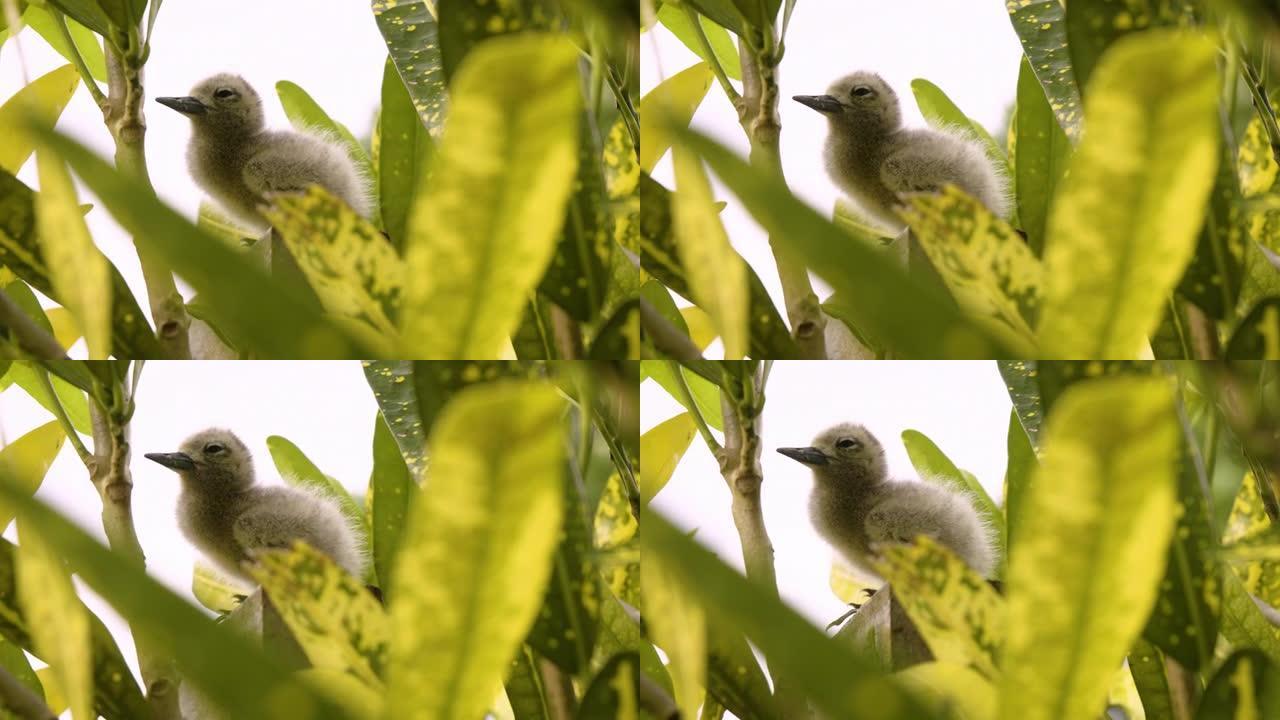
[104,36,190,358]
[0,665,56,720]
[0,293,68,360]
[735,32,825,358]
[715,366,808,717]
[87,380,182,719]
[641,300,704,362]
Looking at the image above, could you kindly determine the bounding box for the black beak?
[777,446,829,466]
[793,94,843,114]
[155,96,207,116]
[145,452,195,471]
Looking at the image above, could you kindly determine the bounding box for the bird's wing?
[232,500,307,555]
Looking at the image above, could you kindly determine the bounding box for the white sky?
[641,1,1025,352]
[643,361,1012,627]
[0,1,388,357]
[0,361,379,691]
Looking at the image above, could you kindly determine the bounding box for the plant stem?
[667,360,720,453]
[1242,47,1280,166]
[103,36,191,359]
[549,305,584,359]
[535,657,577,719]
[49,9,106,107]
[684,6,739,103]
[36,369,91,464]
[715,367,808,718]
[641,299,704,361]
[735,32,826,358]
[0,293,67,359]
[0,665,56,720]
[1183,301,1220,359]
[88,390,181,719]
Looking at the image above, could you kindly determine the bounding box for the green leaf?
[640,412,696,505]
[503,646,551,720]
[23,7,106,82]
[0,491,347,719]
[643,360,724,431]
[1197,648,1280,718]
[262,186,404,338]
[369,411,414,596]
[377,57,435,251]
[1127,638,1174,720]
[642,547,705,719]
[34,150,111,358]
[1038,31,1219,358]
[15,521,91,720]
[1013,55,1071,255]
[1000,376,1180,720]
[1005,0,1082,139]
[677,129,1019,358]
[275,80,378,220]
[657,4,741,80]
[640,63,713,174]
[387,380,565,720]
[705,620,781,720]
[363,361,429,477]
[639,174,799,359]
[43,0,110,37]
[875,537,1004,680]
[0,2,27,32]
[897,662,997,720]
[0,634,44,713]
[671,145,748,358]
[900,428,1006,555]
[266,435,369,548]
[0,421,64,531]
[588,300,640,360]
[371,0,446,135]
[1228,297,1280,358]
[1,362,91,436]
[1064,0,1192,95]
[726,0,779,30]
[911,78,1007,173]
[436,0,558,81]
[34,131,365,358]
[1003,408,1036,550]
[899,186,1041,351]
[249,543,389,688]
[1180,138,1244,320]
[399,34,581,358]
[1220,564,1280,666]
[577,652,639,720]
[93,0,145,29]
[683,0,745,35]
[643,512,939,720]
[0,64,79,174]
[191,563,249,615]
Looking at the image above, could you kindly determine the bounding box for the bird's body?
[147,429,365,582]
[779,423,995,579]
[158,74,369,233]
[795,72,1009,232]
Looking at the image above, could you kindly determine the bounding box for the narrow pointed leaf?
[900,429,1006,555]
[1005,0,1082,139]
[657,4,741,80]
[642,549,705,719]
[192,563,249,615]
[1,360,90,435]
[577,653,639,720]
[24,7,106,82]
[1013,56,1071,255]
[400,34,581,358]
[266,435,369,544]
[387,381,565,720]
[1000,376,1179,720]
[640,63,713,173]
[0,421,65,530]
[0,64,79,174]
[369,412,414,595]
[1038,31,1219,358]
[372,0,446,135]
[377,57,435,250]
[640,412,696,505]
[911,78,1007,172]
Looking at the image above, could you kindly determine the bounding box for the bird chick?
[777,423,995,579]
[794,72,1009,232]
[156,74,370,233]
[145,428,365,582]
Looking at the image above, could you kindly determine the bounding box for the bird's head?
[146,428,255,492]
[793,71,901,134]
[777,422,888,488]
[156,73,264,136]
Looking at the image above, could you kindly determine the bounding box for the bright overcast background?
[641,1,1025,356]
[0,1,387,356]
[0,361,378,691]
[643,361,1012,628]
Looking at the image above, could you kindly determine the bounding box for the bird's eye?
[836,438,858,450]
[214,88,237,100]
[204,443,226,454]
[852,86,874,98]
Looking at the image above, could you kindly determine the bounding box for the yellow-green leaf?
[400,34,581,358]
[898,662,997,720]
[640,63,713,173]
[44,306,82,350]
[642,549,706,720]
[1038,31,1219,358]
[34,151,110,358]
[900,186,1040,353]
[263,186,404,339]
[679,305,717,351]
[387,380,564,720]
[640,412,696,505]
[192,562,249,615]
[829,562,876,605]
[0,421,65,530]
[0,64,78,173]
[249,543,389,689]
[1000,376,1179,720]
[874,537,1004,680]
[24,7,107,82]
[595,472,638,604]
[672,146,748,358]
[16,521,91,720]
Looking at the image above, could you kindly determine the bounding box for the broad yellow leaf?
[0,421,65,530]
[642,549,705,720]
[639,62,712,173]
[639,412,696,504]
[0,64,78,173]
